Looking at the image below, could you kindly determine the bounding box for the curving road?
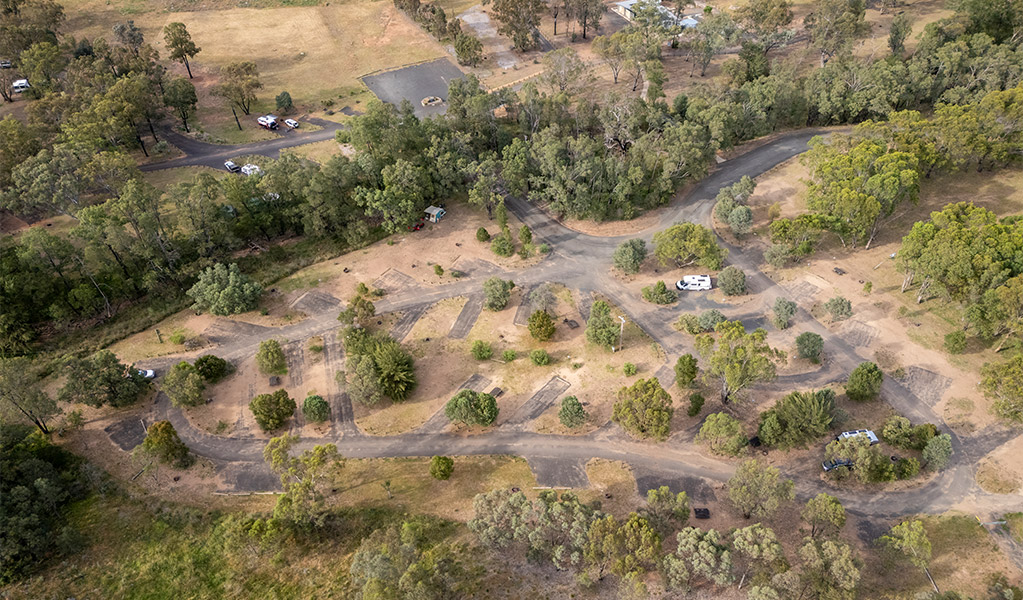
[139,128,1021,523]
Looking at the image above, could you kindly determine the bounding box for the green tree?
[728,205,754,235]
[256,340,288,376]
[213,61,262,115]
[653,222,727,270]
[528,309,556,341]
[585,513,662,580]
[445,389,498,426]
[824,296,852,320]
[485,0,546,50]
[613,238,647,274]
[163,361,205,407]
[163,22,200,78]
[718,266,747,296]
[698,309,726,332]
[163,77,198,132]
[804,0,867,66]
[734,0,794,54]
[586,300,620,349]
[981,355,1023,423]
[825,435,893,483]
[529,348,550,365]
[801,493,846,538]
[792,537,860,600]
[773,297,797,329]
[250,389,296,431]
[695,321,781,402]
[879,520,931,569]
[345,354,382,407]
[263,434,344,528]
[337,294,376,327]
[697,412,748,456]
[612,378,674,441]
[664,526,733,593]
[529,282,557,314]
[476,227,491,242]
[19,41,65,87]
[888,13,910,54]
[922,433,952,471]
[373,341,417,402]
[483,277,515,311]
[187,263,262,316]
[275,90,293,114]
[846,361,882,401]
[674,354,698,388]
[0,358,58,435]
[645,486,690,534]
[541,47,589,93]
[732,524,784,589]
[471,340,493,360]
[59,350,149,408]
[194,355,230,383]
[559,395,587,427]
[430,455,455,480]
[727,459,795,519]
[796,331,824,363]
[454,32,484,66]
[757,389,835,448]
[302,395,329,422]
[141,420,192,468]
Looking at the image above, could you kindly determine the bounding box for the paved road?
[137,128,1021,522]
[139,117,344,171]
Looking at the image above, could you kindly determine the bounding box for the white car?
[836,429,879,445]
[284,118,299,129]
[241,164,262,176]
[135,369,156,379]
[257,115,278,130]
[676,275,713,291]
[224,160,240,173]
[0,59,12,69]
[12,79,30,93]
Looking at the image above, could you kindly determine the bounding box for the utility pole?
[617,315,626,352]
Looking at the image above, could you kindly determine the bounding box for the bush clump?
[718,266,747,296]
[529,349,551,366]
[471,340,493,360]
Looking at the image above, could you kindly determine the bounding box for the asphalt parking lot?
[362,58,466,118]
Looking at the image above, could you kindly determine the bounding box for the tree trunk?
[136,134,149,157]
[146,116,159,142]
[232,107,242,130]
[916,279,931,304]
[901,271,914,293]
[184,57,193,79]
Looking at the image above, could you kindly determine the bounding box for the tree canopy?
[612,378,674,440]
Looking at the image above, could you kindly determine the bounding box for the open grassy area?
[142,165,223,189]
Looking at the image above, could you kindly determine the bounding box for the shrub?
[796,332,824,363]
[846,362,883,401]
[697,412,748,456]
[718,266,747,296]
[483,277,515,311]
[882,415,913,448]
[538,243,551,254]
[519,225,532,246]
[728,205,753,235]
[675,354,698,388]
[824,296,852,321]
[895,457,920,480]
[613,239,647,274]
[302,395,330,422]
[194,355,231,382]
[764,244,790,269]
[862,281,872,294]
[164,361,205,407]
[356,282,369,295]
[249,389,296,431]
[623,362,637,376]
[675,314,702,335]
[687,393,705,417]
[256,340,288,375]
[476,227,491,241]
[558,395,587,428]
[430,456,454,480]
[471,340,493,360]
[773,298,797,329]
[142,421,192,468]
[530,349,550,365]
[187,263,263,316]
[433,264,444,277]
[642,280,677,304]
[698,309,726,332]
[445,389,498,426]
[922,434,952,470]
[756,389,836,448]
[944,331,967,354]
[501,349,517,362]
[491,232,514,256]
[275,90,293,113]
[714,194,737,222]
[528,310,556,341]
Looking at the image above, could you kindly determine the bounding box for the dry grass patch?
[581,459,642,517]
[976,459,1022,495]
[282,139,342,164]
[143,165,222,189]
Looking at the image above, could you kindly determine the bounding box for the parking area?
[362,58,466,118]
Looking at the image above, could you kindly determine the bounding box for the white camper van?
[675,275,713,291]
[12,79,30,93]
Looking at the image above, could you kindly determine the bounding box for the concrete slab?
[513,285,537,326]
[507,376,570,426]
[900,366,952,407]
[203,318,275,345]
[290,289,341,315]
[390,303,431,342]
[105,417,147,451]
[449,294,484,339]
[841,319,879,348]
[528,456,590,488]
[362,58,466,119]
[217,461,281,494]
[372,268,417,293]
[632,468,718,503]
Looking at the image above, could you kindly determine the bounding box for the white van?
[676,275,713,291]
[11,79,30,93]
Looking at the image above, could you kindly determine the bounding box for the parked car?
[257,115,278,130]
[12,79,30,93]
[137,369,156,379]
[241,164,262,176]
[0,59,13,68]
[676,275,713,291]
[836,429,879,445]
[822,458,854,472]
[284,118,299,129]
[224,160,240,173]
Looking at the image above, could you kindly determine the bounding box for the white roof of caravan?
[13,79,28,85]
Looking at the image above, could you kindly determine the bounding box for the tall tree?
[263,434,345,529]
[981,355,1023,423]
[664,527,733,593]
[801,493,846,538]
[653,222,727,269]
[879,520,932,570]
[572,0,603,39]
[804,0,867,66]
[484,0,546,50]
[734,0,794,54]
[612,378,674,440]
[213,61,262,115]
[59,350,149,408]
[727,459,794,519]
[0,358,59,434]
[732,524,784,589]
[695,320,781,402]
[163,76,197,132]
[163,22,200,78]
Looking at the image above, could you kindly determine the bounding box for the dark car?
[822,458,854,472]
[224,160,241,173]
